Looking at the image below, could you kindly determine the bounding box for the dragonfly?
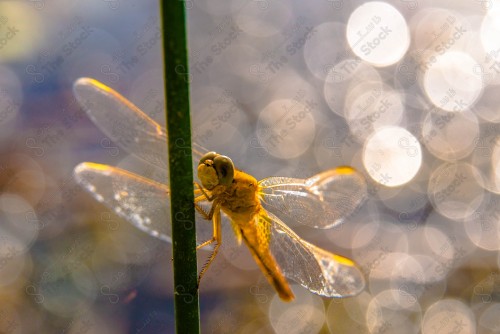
[72,77,368,301]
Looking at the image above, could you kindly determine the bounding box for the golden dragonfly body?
[196,155,294,300]
[73,78,367,302]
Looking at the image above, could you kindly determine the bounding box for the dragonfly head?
[198,152,235,190]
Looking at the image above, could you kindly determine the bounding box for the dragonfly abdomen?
[239,211,294,301]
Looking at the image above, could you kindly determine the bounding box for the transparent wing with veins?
[73,78,208,168]
[73,78,171,169]
[75,162,172,242]
[259,167,367,229]
[72,78,209,244]
[261,211,365,297]
[74,162,215,246]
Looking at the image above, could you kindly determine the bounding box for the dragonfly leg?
[194,193,219,220]
[194,182,215,201]
[197,205,222,286]
[194,202,210,220]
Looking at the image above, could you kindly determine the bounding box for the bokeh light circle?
[368,252,425,305]
[421,108,479,161]
[0,304,22,333]
[478,303,500,333]
[411,9,471,61]
[352,219,409,276]
[36,262,98,317]
[363,126,422,187]
[0,2,45,61]
[326,291,372,333]
[346,87,405,141]
[303,22,348,81]
[494,143,500,192]
[268,285,325,334]
[428,162,485,221]
[366,289,421,334]
[481,8,500,58]
[422,226,456,264]
[470,123,500,194]
[324,61,382,118]
[464,196,500,251]
[0,194,39,253]
[0,233,28,287]
[422,51,483,112]
[346,2,410,67]
[257,99,315,159]
[422,299,475,334]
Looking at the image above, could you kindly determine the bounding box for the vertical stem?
[160,1,200,333]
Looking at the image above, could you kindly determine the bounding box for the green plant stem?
[161,1,200,333]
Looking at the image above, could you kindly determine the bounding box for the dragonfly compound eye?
[197,152,234,189]
[197,152,218,190]
[213,155,234,186]
[199,151,218,165]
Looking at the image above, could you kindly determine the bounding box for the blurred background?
[0,0,499,332]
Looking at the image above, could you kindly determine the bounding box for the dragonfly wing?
[259,176,322,227]
[74,162,172,242]
[73,78,168,169]
[259,167,367,229]
[262,211,365,297]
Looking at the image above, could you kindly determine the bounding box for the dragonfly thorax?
[219,170,260,218]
